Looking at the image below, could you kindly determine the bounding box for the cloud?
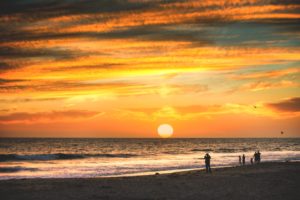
[0,0,158,20]
[89,25,213,44]
[0,110,103,123]
[267,97,300,112]
[0,97,66,103]
[0,75,208,98]
[228,80,299,93]
[230,67,300,80]
[116,103,259,121]
[0,25,214,47]
[0,46,88,60]
[47,63,127,72]
[0,78,24,85]
[246,80,298,91]
[0,79,138,94]
[1,0,299,45]
[116,100,300,122]
[0,61,18,72]
[0,46,94,72]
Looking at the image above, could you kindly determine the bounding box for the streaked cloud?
[113,102,274,122]
[230,67,300,80]
[0,110,103,124]
[267,97,300,112]
[228,80,299,93]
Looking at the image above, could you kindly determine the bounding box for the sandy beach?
[0,162,299,200]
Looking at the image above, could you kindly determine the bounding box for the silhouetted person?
[250,158,253,164]
[242,154,245,165]
[204,153,212,173]
[254,151,258,163]
[257,150,261,163]
[239,155,242,165]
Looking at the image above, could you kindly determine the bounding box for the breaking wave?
[0,153,138,162]
[0,166,38,173]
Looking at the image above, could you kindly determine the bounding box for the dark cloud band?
[267,97,300,112]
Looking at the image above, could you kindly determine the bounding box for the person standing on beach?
[242,154,245,165]
[204,153,212,173]
[254,151,258,163]
[257,151,261,163]
[239,155,242,165]
[250,158,253,164]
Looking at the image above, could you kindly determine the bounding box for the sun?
[157,124,173,138]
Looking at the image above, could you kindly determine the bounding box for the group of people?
[238,154,246,165]
[203,151,262,173]
[254,150,261,163]
[239,151,262,165]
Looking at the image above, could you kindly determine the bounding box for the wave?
[191,148,212,152]
[0,166,38,173]
[191,148,239,153]
[215,148,237,153]
[0,153,138,162]
[191,148,258,153]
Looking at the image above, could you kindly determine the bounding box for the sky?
[0,0,299,138]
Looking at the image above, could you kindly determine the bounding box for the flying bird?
[281,131,284,135]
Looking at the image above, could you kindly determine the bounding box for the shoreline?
[1,162,299,200]
[101,164,241,178]
[103,160,300,178]
[1,160,299,180]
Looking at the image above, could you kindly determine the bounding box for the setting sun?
[157,124,174,138]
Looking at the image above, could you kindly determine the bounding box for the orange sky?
[0,0,299,138]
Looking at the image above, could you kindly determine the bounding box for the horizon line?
[1,137,299,139]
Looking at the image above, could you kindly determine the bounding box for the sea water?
[0,138,299,180]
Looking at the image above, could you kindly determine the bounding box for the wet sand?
[0,162,299,200]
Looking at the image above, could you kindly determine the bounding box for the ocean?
[0,138,299,180]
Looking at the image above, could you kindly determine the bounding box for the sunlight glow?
[157,124,174,138]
